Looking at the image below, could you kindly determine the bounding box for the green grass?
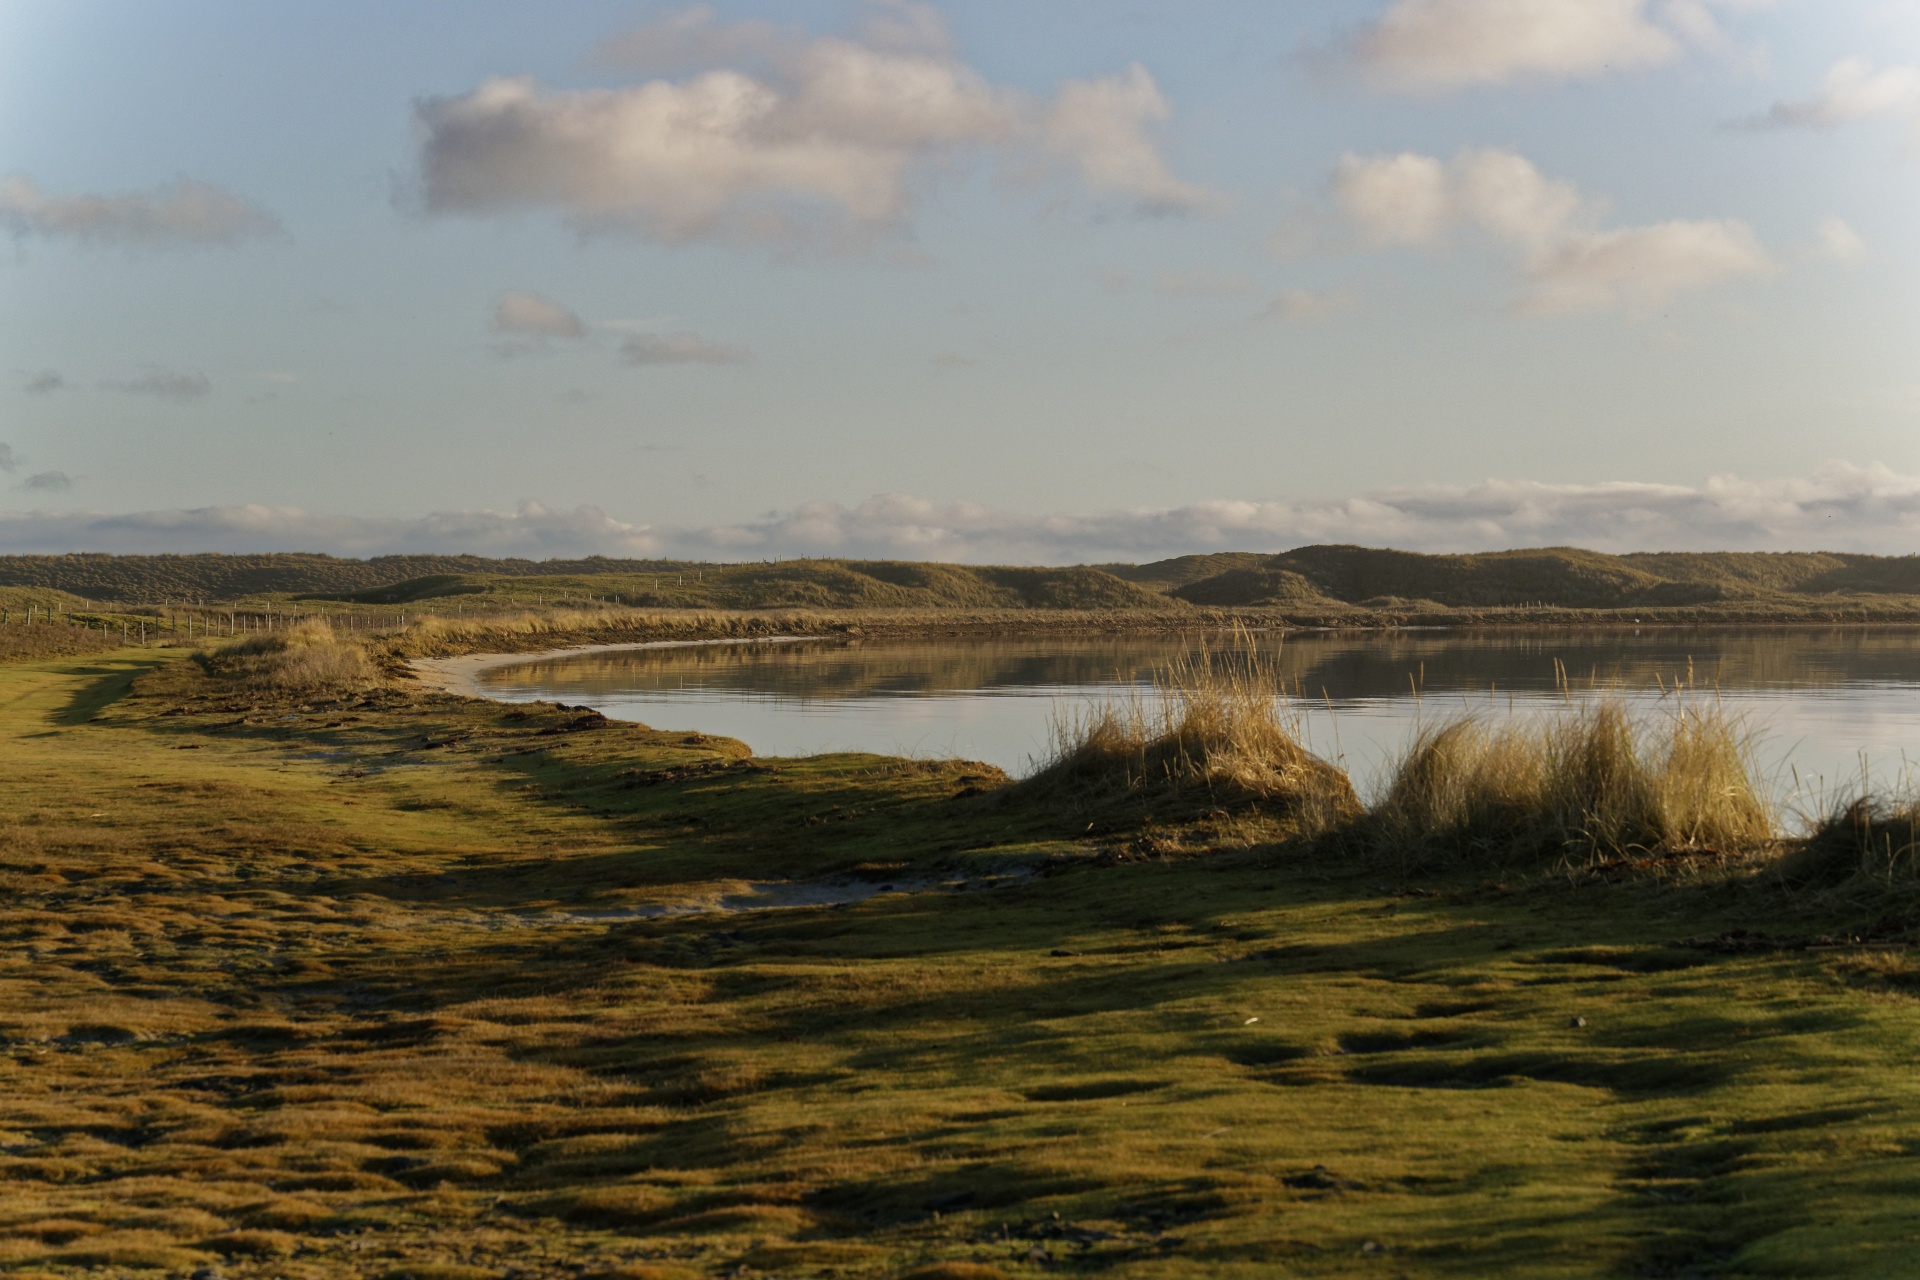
[1,642,1919,1276]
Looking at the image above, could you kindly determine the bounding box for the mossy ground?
[1,648,1918,1277]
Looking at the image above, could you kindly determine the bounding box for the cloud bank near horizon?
[1,464,1918,563]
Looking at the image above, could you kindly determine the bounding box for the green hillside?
[1164,545,1920,610]
[7,544,1920,618]
[0,553,702,602]
[314,560,1177,613]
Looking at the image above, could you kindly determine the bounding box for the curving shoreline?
[408,634,815,699]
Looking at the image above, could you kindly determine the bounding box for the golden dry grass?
[194,620,375,691]
[1026,642,1359,832]
[1779,791,1920,903]
[1370,698,1773,867]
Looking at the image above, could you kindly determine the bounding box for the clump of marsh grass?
[196,621,374,693]
[1774,789,1920,902]
[1024,642,1359,832]
[1367,697,1773,870]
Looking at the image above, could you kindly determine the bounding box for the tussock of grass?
[1778,793,1920,899]
[1369,698,1773,867]
[1026,644,1359,831]
[195,620,373,692]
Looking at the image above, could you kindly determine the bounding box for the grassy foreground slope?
[3,642,1920,1277]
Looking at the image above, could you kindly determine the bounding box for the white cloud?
[414,8,1207,245]
[1269,287,1358,323]
[618,332,752,366]
[1351,0,1761,91]
[8,464,1920,558]
[1332,151,1450,246]
[492,292,588,356]
[105,370,212,400]
[1756,58,1920,130]
[1042,64,1215,211]
[1524,218,1773,313]
[1332,147,1775,313]
[494,291,586,340]
[0,174,278,247]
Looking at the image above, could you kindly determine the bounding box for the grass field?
[3,637,1920,1278]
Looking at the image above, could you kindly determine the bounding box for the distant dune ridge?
[3,544,1920,617]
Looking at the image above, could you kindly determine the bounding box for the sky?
[2,0,1918,562]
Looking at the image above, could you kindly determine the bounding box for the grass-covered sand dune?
[12,545,1920,623]
[2,624,1920,1276]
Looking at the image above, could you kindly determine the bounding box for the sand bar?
[410,635,815,699]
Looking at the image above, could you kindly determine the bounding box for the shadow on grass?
[53,657,173,726]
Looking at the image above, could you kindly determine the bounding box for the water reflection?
[474,628,1920,804]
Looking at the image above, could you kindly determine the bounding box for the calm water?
[474,629,1920,806]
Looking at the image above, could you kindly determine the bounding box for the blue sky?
[2,0,1918,559]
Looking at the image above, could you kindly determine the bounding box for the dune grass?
[1367,698,1774,870]
[194,619,377,691]
[2,637,1920,1275]
[1029,643,1774,869]
[1776,789,1920,908]
[1023,644,1359,834]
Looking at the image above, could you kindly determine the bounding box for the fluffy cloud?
[105,371,212,400]
[7,464,1920,559]
[618,332,752,365]
[1042,64,1215,211]
[1331,151,1451,246]
[494,292,586,340]
[0,174,278,247]
[1748,58,1920,143]
[1332,147,1775,312]
[413,5,1208,245]
[1351,0,1755,91]
[1356,0,1674,89]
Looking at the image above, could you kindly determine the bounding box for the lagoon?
[473,628,1920,810]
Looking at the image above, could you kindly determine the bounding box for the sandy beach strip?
[410,636,815,699]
